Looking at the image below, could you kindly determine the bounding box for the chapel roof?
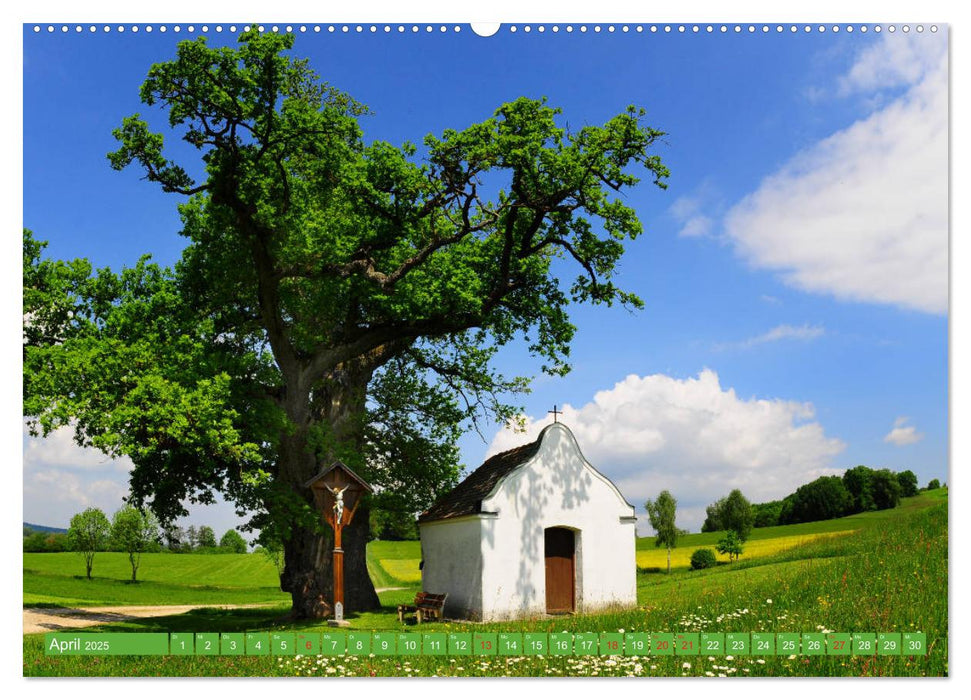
[417,426,552,524]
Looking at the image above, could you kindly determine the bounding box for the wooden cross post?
[305,462,373,626]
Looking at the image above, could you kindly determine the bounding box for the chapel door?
[545,527,576,613]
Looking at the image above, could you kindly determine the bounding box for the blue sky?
[22,23,948,536]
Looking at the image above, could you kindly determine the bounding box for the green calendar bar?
[195,633,219,656]
[802,633,825,656]
[524,633,548,655]
[272,633,295,656]
[827,633,851,656]
[448,633,473,655]
[297,632,322,655]
[751,632,775,656]
[625,632,650,656]
[221,633,244,656]
[498,632,523,655]
[398,633,421,656]
[320,632,344,655]
[474,632,498,655]
[675,633,700,656]
[651,633,674,656]
[878,632,902,656]
[903,632,927,656]
[600,632,624,655]
[169,632,193,655]
[372,633,396,656]
[346,632,371,655]
[701,632,724,655]
[725,632,749,656]
[44,633,169,656]
[574,632,599,655]
[246,632,270,655]
[423,633,447,656]
[549,632,573,655]
[777,633,800,655]
[852,633,877,655]
[43,631,932,658]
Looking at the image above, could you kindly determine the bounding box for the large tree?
[23,30,668,618]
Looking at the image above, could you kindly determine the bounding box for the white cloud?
[724,32,948,315]
[22,421,133,473]
[485,369,845,533]
[884,416,924,446]
[715,323,825,351]
[669,192,716,238]
[22,422,251,536]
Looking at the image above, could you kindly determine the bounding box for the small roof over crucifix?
[305,460,373,529]
[548,405,562,423]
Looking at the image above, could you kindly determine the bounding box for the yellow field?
[636,530,856,570]
[379,558,423,584]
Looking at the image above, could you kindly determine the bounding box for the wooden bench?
[397,592,448,624]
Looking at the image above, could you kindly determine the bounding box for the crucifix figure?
[548,405,561,423]
[329,484,349,523]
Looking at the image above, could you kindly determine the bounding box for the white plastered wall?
[478,423,637,620]
[418,516,483,619]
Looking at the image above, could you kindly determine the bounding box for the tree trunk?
[667,547,671,575]
[276,361,381,619]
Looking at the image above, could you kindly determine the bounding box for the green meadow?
[23,490,947,677]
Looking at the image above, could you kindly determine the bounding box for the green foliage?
[110,507,160,582]
[926,478,941,490]
[369,508,419,541]
[219,529,248,553]
[23,531,69,553]
[715,530,744,563]
[67,508,111,578]
[871,468,902,510]
[704,490,754,540]
[701,498,724,532]
[842,465,876,513]
[778,476,852,525]
[24,30,668,614]
[752,500,783,528]
[197,525,217,549]
[645,490,679,573]
[896,469,919,497]
[689,548,717,570]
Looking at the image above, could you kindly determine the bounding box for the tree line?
[740,468,939,529]
[25,505,251,582]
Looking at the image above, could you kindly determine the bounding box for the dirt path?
[24,589,408,634]
[23,604,271,634]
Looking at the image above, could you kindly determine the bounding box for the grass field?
[23,490,948,677]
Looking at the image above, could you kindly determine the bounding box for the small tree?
[110,506,160,582]
[721,489,755,542]
[162,523,186,552]
[645,490,680,574]
[716,530,744,563]
[871,469,902,510]
[897,470,919,498]
[843,465,875,513]
[197,525,218,550]
[185,525,198,551]
[220,529,248,554]
[701,498,726,532]
[67,508,111,579]
[927,478,941,490]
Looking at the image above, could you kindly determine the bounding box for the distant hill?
[23,522,68,535]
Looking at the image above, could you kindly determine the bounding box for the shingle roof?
[418,432,545,523]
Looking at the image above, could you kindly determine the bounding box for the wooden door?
[545,527,575,613]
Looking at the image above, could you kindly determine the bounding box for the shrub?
[927,478,941,491]
[690,548,717,570]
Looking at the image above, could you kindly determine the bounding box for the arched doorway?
[544,527,576,613]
